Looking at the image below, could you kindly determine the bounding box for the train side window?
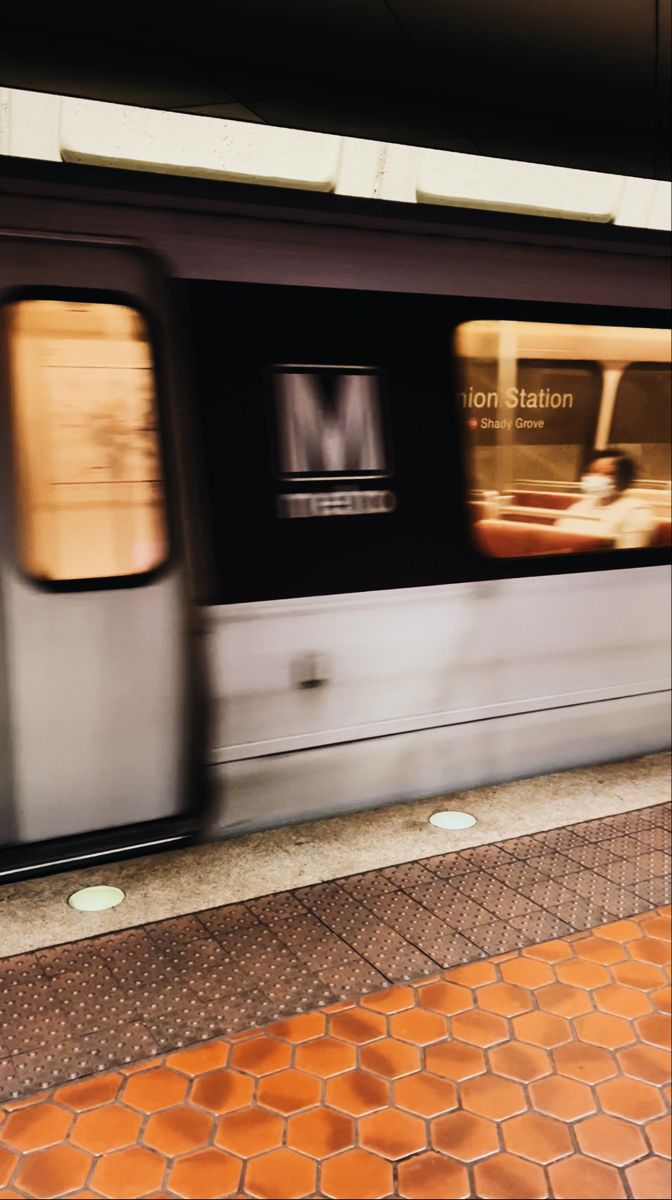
[454,320,671,558]
[5,299,169,583]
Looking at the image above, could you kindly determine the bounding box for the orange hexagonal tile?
[321,1147,393,1199]
[626,1156,672,1200]
[642,915,672,941]
[257,1069,321,1114]
[597,1077,666,1123]
[612,960,667,990]
[523,939,572,963]
[360,1037,421,1078]
[1,1104,73,1152]
[393,1072,457,1117]
[444,961,496,987]
[501,957,555,989]
[595,984,653,1019]
[575,937,626,965]
[451,1010,508,1047]
[477,982,532,1017]
[231,1035,292,1076]
[143,1106,212,1155]
[549,1154,627,1199]
[503,1111,572,1164]
[529,1075,596,1121]
[122,1066,188,1113]
[53,1074,122,1110]
[574,1012,635,1050]
[425,1040,485,1081]
[119,1056,163,1075]
[576,1114,648,1166]
[165,1040,229,1075]
[324,1070,389,1116]
[537,983,593,1018]
[329,1008,386,1044]
[647,1115,671,1157]
[513,1011,571,1049]
[636,1013,672,1049]
[629,938,671,966]
[462,1074,526,1121]
[431,1111,499,1161]
[168,1148,242,1199]
[617,1043,671,1085]
[360,1109,426,1159]
[595,919,642,943]
[294,1036,356,1077]
[554,1042,617,1083]
[556,959,612,989]
[489,1041,551,1082]
[473,1152,548,1199]
[215,1106,283,1156]
[287,1108,355,1158]
[418,981,472,1015]
[0,1148,18,1188]
[652,986,672,1014]
[268,1012,326,1043]
[71,1105,143,1154]
[15,1145,91,1199]
[360,986,414,1014]
[389,1008,447,1045]
[91,1146,165,1199]
[191,1067,254,1113]
[397,1151,469,1199]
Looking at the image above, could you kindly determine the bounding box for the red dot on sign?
[468,418,478,428]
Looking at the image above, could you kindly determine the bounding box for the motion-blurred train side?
[0,156,670,878]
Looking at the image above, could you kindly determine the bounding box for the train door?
[0,237,190,849]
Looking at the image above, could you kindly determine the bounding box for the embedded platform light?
[67,885,125,912]
[429,811,477,830]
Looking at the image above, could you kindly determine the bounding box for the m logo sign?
[273,366,388,478]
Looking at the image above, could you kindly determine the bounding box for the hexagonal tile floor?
[0,906,669,1199]
[2,803,670,1107]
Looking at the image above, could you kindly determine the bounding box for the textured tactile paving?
[0,905,669,1199]
[0,803,669,1105]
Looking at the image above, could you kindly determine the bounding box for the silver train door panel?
[0,236,188,845]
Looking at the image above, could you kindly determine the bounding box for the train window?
[5,299,168,583]
[454,320,671,558]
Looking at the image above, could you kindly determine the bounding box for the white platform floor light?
[67,885,125,912]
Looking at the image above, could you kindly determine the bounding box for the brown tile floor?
[0,906,669,1199]
[1,804,670,1103]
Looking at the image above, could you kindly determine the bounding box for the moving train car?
[0,156,670,879]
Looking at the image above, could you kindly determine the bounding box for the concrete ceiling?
[1,0,669,180]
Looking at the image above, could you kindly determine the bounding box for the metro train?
[0,155,670,880]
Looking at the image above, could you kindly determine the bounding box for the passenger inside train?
[555,449,656,549]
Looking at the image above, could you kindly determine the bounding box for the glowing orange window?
[6,299,169,582]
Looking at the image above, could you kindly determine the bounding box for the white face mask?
[581,473,615,498]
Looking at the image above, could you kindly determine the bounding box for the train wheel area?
[0,756,670,1199]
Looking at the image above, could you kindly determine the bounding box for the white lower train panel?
[210,690,671,835]
[204,565,671,836]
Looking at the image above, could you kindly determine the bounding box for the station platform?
[0,755,670,1198]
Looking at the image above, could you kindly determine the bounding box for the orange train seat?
[511,491,578,510]
[651,518,672,547]
[473,519,613,557]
